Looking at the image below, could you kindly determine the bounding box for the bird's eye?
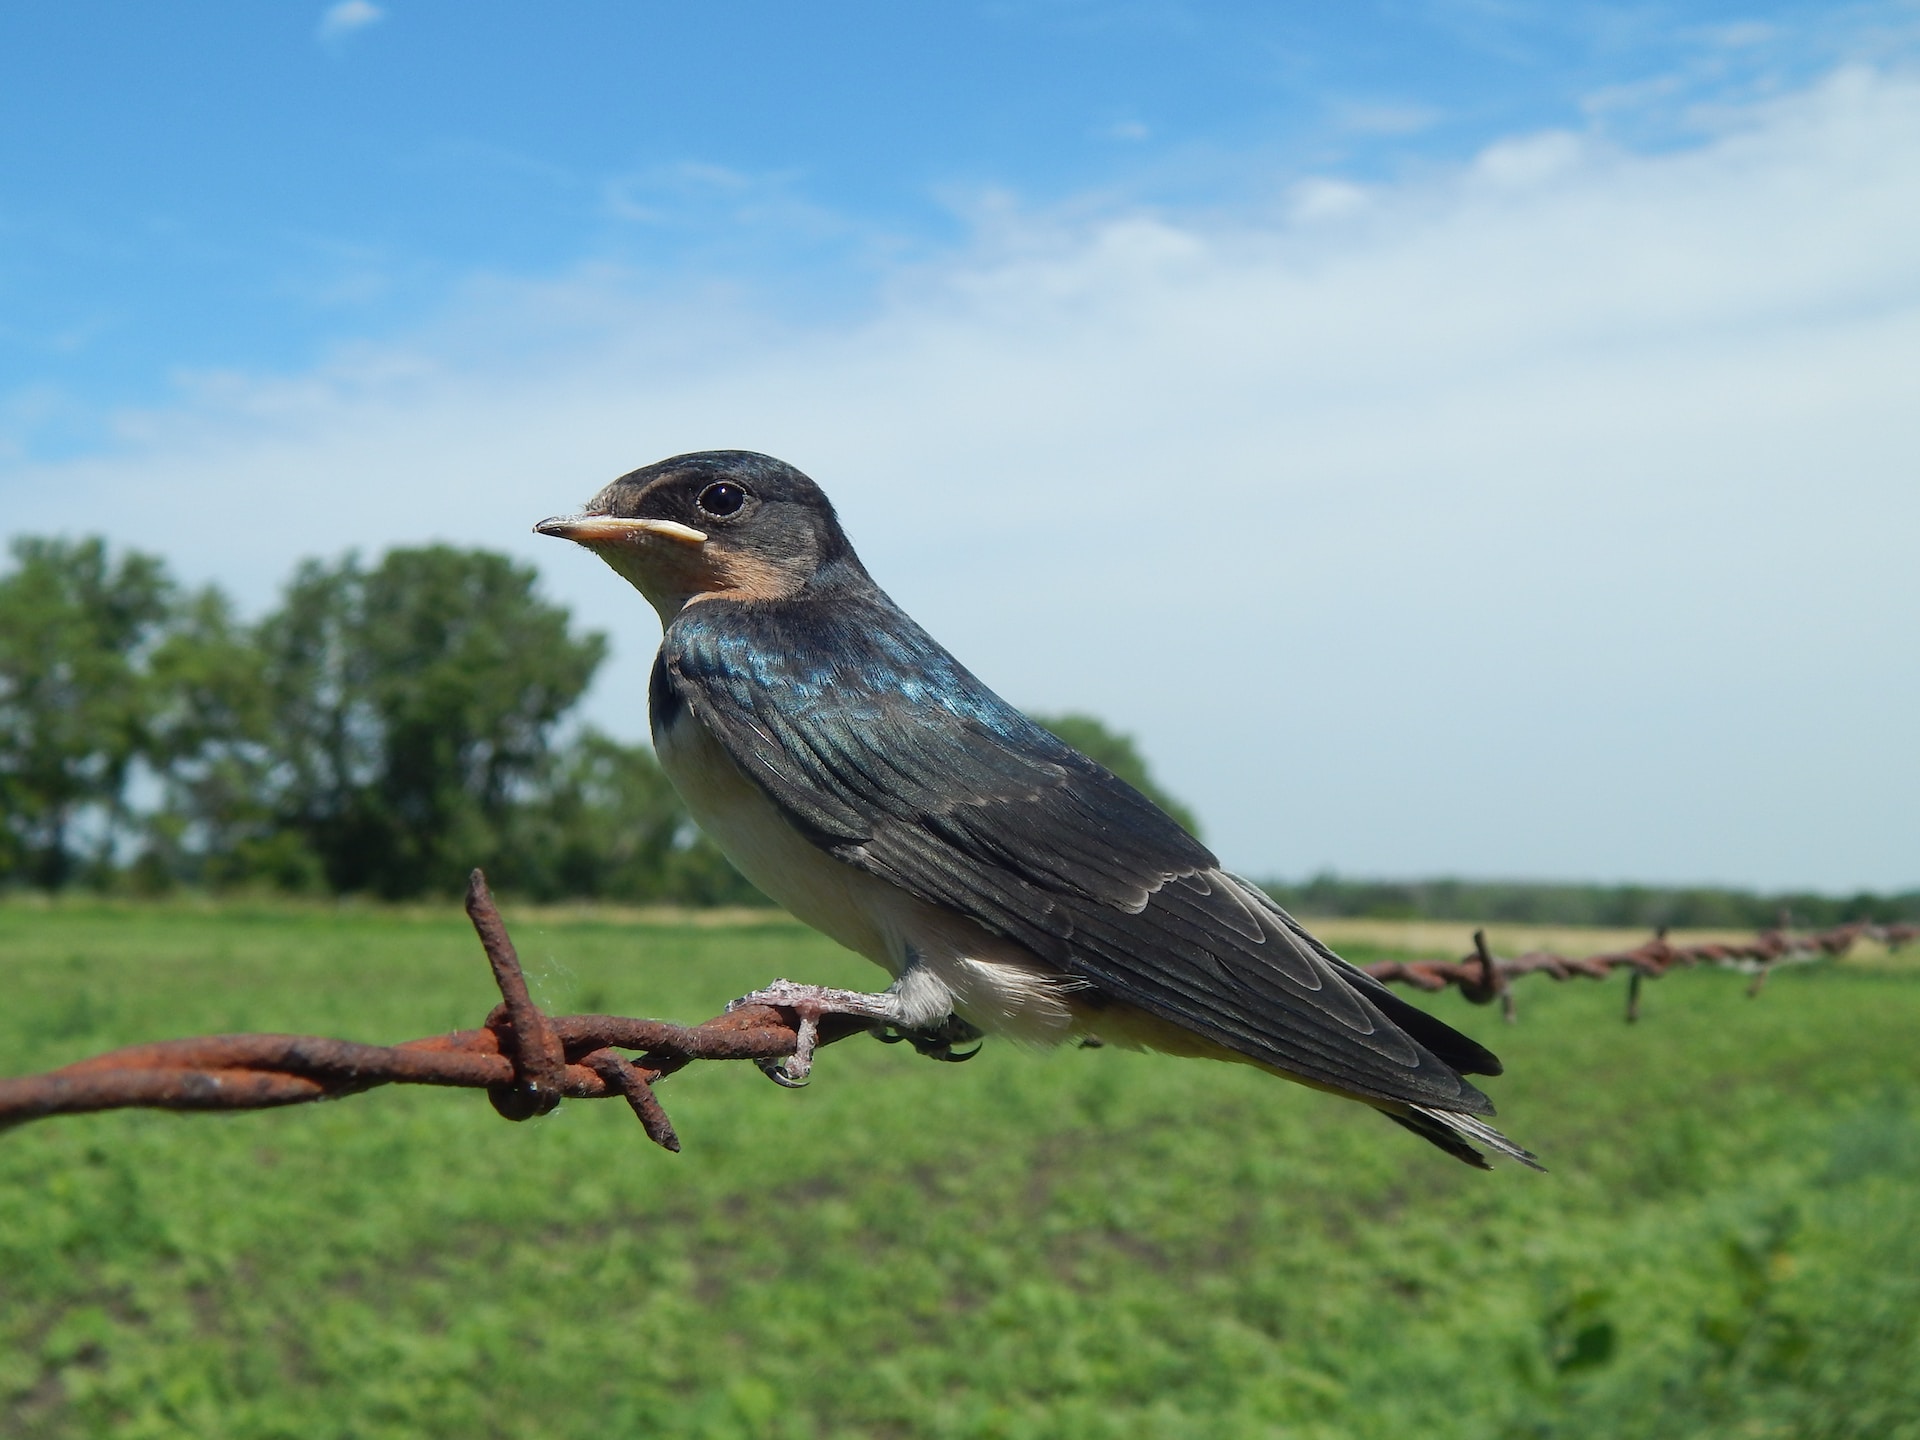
[696,481,749,518]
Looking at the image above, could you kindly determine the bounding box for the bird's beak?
[533,515,708,547]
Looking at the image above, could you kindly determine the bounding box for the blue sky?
[6,0,1898,454]
[4,2,1919,890]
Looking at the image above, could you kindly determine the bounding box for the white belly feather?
[654,699,1080,1043]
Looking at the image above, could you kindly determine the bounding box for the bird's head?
[536,451,860,620]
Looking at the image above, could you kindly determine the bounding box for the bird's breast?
[652,695,897,967]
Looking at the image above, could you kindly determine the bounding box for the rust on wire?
[1359,919,1915,1022]
[467,871,567,1120]
[0,870,865,1149]
[0,877,1912,1146]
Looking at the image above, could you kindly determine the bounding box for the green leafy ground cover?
[2,902,1917,1439]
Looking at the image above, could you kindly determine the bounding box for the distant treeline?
[0,535,1188,905]
[1255,875,1920,930]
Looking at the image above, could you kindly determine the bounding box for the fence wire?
[1,874,1911,1146]
[1359,920,1917,1021]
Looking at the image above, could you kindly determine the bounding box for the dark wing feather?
[663,597,1498,1115]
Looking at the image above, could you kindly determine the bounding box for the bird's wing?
[662,601,1499,1115]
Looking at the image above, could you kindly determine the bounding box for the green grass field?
[3,901,1917,1439]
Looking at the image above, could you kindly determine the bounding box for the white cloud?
[1287,177,1370,222]
[6,67,1920,890]
[1699,20,1777,50]
[598,161,848,244]
[1468,129,1589,186]
[1333,101,1441,137]
[317,1,384,45]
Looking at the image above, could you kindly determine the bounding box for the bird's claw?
[874,1013,985,1063]
[756,1011,821,1088]
[729,979,888,1089]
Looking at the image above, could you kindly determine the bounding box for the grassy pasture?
[2,901,1917,1439]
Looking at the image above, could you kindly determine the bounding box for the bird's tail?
[1383,1105,1546,1171]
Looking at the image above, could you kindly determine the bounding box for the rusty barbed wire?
[0,871,867,1150]
[1,879,1911,1143]
[1359,920,1917,1022]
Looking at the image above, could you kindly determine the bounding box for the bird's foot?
[875,1013,984,1063]
[727,979,903,1088]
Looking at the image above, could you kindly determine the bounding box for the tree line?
[0,536,1192,904]
[1257,875,1920,928]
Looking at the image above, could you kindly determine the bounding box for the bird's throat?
[594,541,810,622]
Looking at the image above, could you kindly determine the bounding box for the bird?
[536,450,1539,1169]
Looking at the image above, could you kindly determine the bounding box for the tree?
[0,538,173,889]
[258,547,608,897]
[499,728,684,901]
[138,585,315,892]
[500,729,766,905]
[1031,711,1202,838]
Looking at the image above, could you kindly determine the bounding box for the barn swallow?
[537,451,1539,1168]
